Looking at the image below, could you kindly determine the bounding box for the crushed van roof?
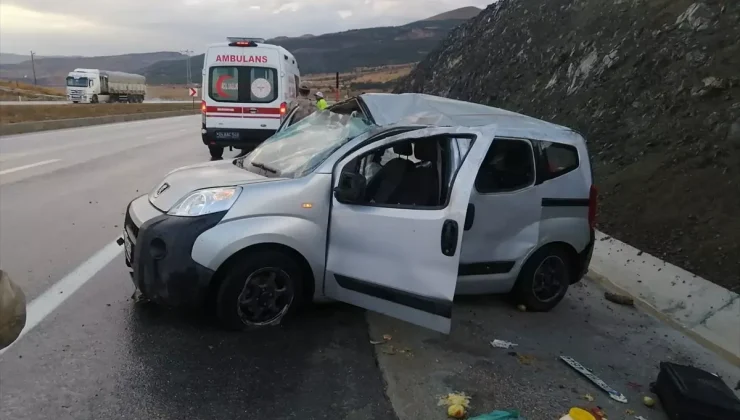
[358,93,583,144]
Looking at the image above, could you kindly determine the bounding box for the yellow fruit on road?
[517,304,527,312]
[447,404,466,418]
[643,396,655,407]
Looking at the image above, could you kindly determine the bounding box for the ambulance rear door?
[203,41,286,134]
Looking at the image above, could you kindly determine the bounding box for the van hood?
[149,159,280,211]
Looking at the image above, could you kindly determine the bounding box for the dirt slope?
[395,0,740,292]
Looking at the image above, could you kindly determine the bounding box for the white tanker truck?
[65,68,146,104]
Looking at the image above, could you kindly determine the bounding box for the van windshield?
[234,110,372,178]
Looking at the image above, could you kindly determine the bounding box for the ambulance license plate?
[215,131,240,140]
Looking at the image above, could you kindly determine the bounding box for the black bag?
[651,362,740,420]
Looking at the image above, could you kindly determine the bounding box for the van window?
[539,141,579,178]
[475,139,535,193]
[209,66,278,103]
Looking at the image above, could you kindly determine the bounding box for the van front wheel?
[215,250,304,331]
[512,245,572,312]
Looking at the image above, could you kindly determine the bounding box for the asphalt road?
[0,116,395,420]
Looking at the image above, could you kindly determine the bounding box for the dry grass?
[0,103,197,124]
[147,85,200,100]
[0,79,65,101]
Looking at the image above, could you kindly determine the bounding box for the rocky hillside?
[396,0,740,292]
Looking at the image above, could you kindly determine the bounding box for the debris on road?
[560,356,628,403]
[370,334,393,345]
[559,407,597,420]
[438,392,470,418]
[626,408,635,415]
[604,291,635,306]
[491,339,518,349]
[642,396,655,407]
[469,409,523,419]
[583,393,594,402]
[516,304,527,312]
[627,381,643,391]
[447,404,466,418]
[516,354,536,365]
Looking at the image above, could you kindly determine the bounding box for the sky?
[0,0,492,57]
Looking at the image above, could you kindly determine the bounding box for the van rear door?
[203,44,286,145]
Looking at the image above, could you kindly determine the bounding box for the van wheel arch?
[539,241,580,283]
[207,243,316,310]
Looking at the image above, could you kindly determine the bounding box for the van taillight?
[201,100,206,113]
[280,102,287,115]
[588,185,598,229]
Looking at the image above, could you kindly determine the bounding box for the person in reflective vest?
[314,91,328,110]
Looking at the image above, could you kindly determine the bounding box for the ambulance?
[201,37,300,159]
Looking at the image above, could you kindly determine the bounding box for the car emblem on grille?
[155,182,170,197]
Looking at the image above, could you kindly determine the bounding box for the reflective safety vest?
[316,98,328,110]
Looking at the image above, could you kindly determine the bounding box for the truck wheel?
[215,250,304,330]
[208,145,224,159]
[512,245,572,312]
[91,95,98,104]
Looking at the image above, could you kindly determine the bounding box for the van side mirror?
[333,172,366,204]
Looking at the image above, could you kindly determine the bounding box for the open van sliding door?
[323,125,496,333]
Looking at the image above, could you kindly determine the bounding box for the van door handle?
[440,220,459,257]
[464,203,475,231]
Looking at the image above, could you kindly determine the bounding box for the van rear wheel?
[512,245,571,312]
[215,250,304,330]
[208,145,224,159]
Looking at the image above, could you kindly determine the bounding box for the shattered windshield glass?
[234,110,372,178]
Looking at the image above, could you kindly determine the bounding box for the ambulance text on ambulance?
[215,55,269,63]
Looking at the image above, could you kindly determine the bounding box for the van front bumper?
[124,195,226,308]
[202,126,276,149]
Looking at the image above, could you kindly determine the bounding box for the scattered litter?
[439,392,471,417]
[626,409,635,415]
[559,407,596,420]
[642,396,655,407]
[589,407,607,418]
[516,354,536,365]
[560,356,628,403]
[447,404,466,418]
[635,416,648,420]
[491,339,518,349]
[516,304,527,312]
[584,394,594,402]
[627,381,643,391]
[370,334,393,345]
[469,409,523,419]
[604,291,635,306]
[438,392,471,408]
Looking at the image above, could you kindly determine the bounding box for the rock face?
[396,0,740,292]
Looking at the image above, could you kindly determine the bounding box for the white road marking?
[0,159,61,175]
[0,238,123,356]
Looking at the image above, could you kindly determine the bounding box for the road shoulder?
[367,279,740,420]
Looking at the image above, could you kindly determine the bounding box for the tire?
[215,250,304,331]
[208,145,224,159]
[91,95,98,104]
[512,245,572,312]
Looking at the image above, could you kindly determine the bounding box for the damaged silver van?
[122,93,597,333]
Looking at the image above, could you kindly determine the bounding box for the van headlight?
[168,187,241,216]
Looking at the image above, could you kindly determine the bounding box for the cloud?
[0,0,491,56]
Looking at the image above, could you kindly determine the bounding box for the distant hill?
[423,6,481,21]
[0,53,32,65]
[0,52,185,86]
[142,10,476,84]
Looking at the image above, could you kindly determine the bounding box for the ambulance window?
[248,67,277,103]
[209,67,240,102]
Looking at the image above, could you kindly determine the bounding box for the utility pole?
[30,51,37,85]
[180,49,193,86]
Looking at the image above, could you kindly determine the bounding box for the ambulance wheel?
[215,250,304,330]
[208,145,223,159]
[512,245,571,312]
